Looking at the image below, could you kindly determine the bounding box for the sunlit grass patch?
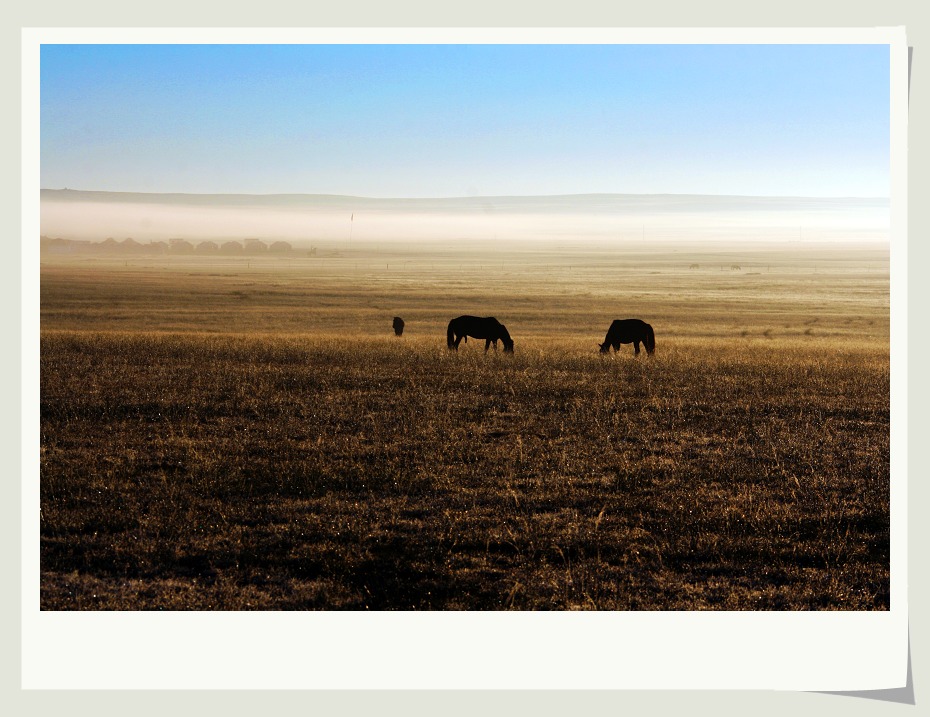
[41,326,889,610]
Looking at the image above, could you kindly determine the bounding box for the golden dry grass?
[39,242,890,609]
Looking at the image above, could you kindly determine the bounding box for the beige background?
[4,2,926,714]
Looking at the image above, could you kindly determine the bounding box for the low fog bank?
[40,190,890,246]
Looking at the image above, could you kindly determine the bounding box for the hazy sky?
[40,43,890,198]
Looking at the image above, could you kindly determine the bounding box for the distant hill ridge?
[40,188,889,214]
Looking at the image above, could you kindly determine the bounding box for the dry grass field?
[38,241,890,610]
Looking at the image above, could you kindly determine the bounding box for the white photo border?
[21,26,908,691]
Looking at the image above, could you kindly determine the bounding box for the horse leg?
[634,341,641,355]
[454,335,463,350]
[485,339,491,352]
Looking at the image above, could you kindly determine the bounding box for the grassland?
[38,241,890,610]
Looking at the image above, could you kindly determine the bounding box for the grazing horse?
[447,315,514,352]
[392,316,405,336]
[599,319,655,356]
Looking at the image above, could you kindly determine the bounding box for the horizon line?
[40,188,892,202]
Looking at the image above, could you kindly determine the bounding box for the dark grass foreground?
[40,332,889,610]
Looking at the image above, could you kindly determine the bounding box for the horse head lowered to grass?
[447,315,514,353]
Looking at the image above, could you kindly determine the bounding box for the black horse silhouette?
[392,316,405,336]
[599,319,655,355]
[447,315,514,352]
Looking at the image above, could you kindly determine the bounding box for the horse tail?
[645,323,656,354]
[447,319,456,349]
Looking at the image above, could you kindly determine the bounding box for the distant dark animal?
[447,315,514,352]
[599,319,655,356]
[393,316,405,336]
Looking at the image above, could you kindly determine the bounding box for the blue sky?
[40,44,890,198]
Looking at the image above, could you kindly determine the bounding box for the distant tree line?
[40,236,295,255]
